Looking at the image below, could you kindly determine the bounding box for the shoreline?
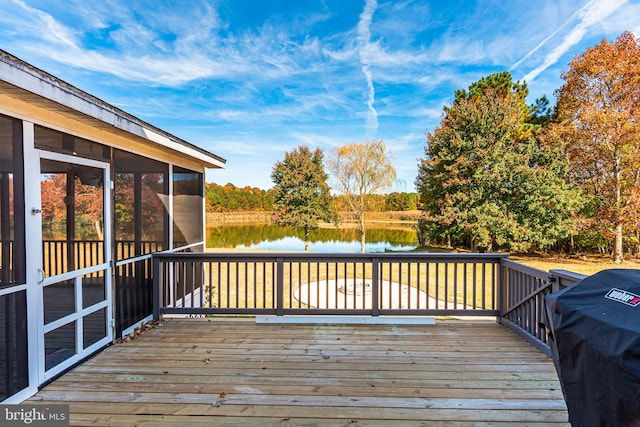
[207,210,421,226]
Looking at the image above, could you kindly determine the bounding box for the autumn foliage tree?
[554,31,640,262]
[271,146,338,251]
[41,171,104,240]
[206,183,274,212]
[40,173,68,239]
[416,72,581,252]
[75,177,104,240]
[327,141,396,253]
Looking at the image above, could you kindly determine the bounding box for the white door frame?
[30,149,113,384]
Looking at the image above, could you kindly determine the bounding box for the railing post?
[497,258,506,322]
[152,255,160,321]
[371,257,379,317]
[549,269,587,290]
[276,257,284,316]
[549,273,560,294]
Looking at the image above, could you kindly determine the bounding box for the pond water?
[207,224,419,253]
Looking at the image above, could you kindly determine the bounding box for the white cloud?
[595,0,640,36]
[12,0,78,49]
[322,45,358,61]
[363,42,430,67]
[519,0,628,82]
[356,0,379,137]
[509,5,582,71]
[5,0,334,86]
[404,106,444,120]
[435,38,486,63]
[7,1,238,85]
[287,131,346,149]
[6,0,637,192]
[214,141,260,156]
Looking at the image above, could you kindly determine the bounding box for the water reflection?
[207,224,418,253]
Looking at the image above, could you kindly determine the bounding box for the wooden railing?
[500,260,553,355]
[549,269,586,289]
[499,261,587,356]
[42,239,164,336]
[114,240,166,336]
[115,240,164,261]
[0,240,15,286]
[152,252,588,355]
[43,240,104,277]
[153,252,507,318]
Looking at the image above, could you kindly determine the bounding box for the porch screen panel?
[114,150,168,336]
[172,167,203,249]
[114,150,168,259]
[39,156,108,374]
[115,258,153,336]
[0,291,28,401]
[0,115,25,288]
[34,126,110,162]
[40,160,105,277]
[0,115,27,402]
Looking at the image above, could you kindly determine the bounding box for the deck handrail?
[549,269,587,290]
[498,261,587,356]
[153,252,509,318]
[151,251,587,355]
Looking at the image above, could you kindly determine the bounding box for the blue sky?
[1,0,638,191]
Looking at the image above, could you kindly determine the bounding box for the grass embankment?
[411,245,640,276]
[510,253,640,276]
[207,211,272,225]
[204,253,639,312]
[205,212,639,308]
[205,260,497,311]
[207,210,422,227]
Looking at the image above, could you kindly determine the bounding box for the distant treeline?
[206,183,273,212]
[206,183,420,213]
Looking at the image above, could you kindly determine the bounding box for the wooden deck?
[29,318,569,426]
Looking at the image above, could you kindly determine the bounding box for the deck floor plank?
[28,318,569,426]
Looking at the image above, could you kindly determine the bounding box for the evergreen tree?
[271,146,338,251]
[416,72,581,252]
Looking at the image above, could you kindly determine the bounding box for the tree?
[385,192,419,211]
[554,31,640,262]
[205,183,274,212]
[270,146,338,251]
[41,171,105,240]
[454,71,528,104]
[327,141,396,253]
[529,95,555,126]
[40,173,68,239]
[416,72,581,252]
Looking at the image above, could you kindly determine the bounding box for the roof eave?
[0,50,226,169]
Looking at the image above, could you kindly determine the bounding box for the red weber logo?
[605,288,640,307]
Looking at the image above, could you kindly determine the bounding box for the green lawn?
[510,254,640,276]
[201,248,639,312]
[411,245,640,276]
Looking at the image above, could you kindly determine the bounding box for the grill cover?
[545,269,640,427]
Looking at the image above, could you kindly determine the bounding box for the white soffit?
[141,127,224,169]
[0,50,225,169]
